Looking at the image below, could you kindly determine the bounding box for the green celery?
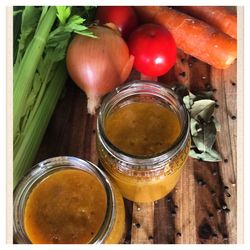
[14,6,41,70]
[13,6,57,141]
[14,62,67,186]
[13,6,96,187]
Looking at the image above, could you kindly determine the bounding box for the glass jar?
[13,156,125,244]
[97,81,190,203]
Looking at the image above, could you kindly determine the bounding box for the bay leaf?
[190,99,215,122]
[190,118,200,136]
[183,95,192,109]
[192,122,216,152]
[189,91,196,101]
[206,148,222,161]
[212,117,221,132]
[189,149,222,162]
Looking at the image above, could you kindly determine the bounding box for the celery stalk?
[14,62,67,186]
[13,6,96,188]
[13,6,57,141]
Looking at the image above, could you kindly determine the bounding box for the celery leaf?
[56,6,71,25]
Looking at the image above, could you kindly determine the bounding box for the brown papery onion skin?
[66,25,134,114]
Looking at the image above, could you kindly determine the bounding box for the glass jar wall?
[97,81,190,203]
[13,156,125,244]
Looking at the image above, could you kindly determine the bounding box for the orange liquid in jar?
[24,169,107,244]
[99,102,190,202]
[105,102,181,156]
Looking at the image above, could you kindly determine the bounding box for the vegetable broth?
[104,102,181,156]
[24,169,107,244]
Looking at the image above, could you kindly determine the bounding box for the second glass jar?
[13,157,125,244]
[97,81,190,203]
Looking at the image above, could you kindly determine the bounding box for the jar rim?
[13,156,116,244]
[97,80,190,168]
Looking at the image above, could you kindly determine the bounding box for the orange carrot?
[176,6,237,39]
[134,6,237,69]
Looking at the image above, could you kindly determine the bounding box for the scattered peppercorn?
[223,234,229,241]
[198,179,206,186]
[208,213,214,218]
[176,232,182,237]
[198,223,213,239]
[212,170,217,176]
[212,233,218,239]
[171,210,176,217]
[135,223,141,228]
[222,204,228,210]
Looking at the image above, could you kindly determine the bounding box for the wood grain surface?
[35,52,237,244]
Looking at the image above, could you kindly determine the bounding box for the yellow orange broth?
[102,102,190,202]
[24,169,125,244]
[105,102,181,156]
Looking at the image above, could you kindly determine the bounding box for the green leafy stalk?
[14,6,57,141]
[13,6,97,187]
[14,62,68,186]
[14,6,42,69]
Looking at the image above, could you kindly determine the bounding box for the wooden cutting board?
[35,51,237,244]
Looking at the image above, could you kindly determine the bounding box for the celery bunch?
[13,6,95,187]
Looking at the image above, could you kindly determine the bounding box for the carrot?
[176,6,237,39]
[134,6,237,69]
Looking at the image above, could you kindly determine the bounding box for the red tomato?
[128,24,177,77]
[96,6,138,39]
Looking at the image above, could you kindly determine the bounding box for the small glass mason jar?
[13,156,125,244]
[97,81,190,203]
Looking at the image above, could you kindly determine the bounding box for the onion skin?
[66,25,134,114]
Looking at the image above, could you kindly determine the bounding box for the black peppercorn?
[135,223,141,228]
[176,232,182,237]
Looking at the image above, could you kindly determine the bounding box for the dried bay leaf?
[190,99,215,122]
[212,117,221,132]
[176,85,222,162]
[206,148,222,161]
[189,149,222,162]
[192,122,217,152]
[183,95,192,109]
[190,118,200,136]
